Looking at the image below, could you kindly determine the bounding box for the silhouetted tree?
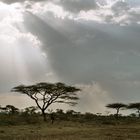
[84,112,95,120]
[6,105,19,115]
[56,109,64,115]
[106,103,127,118]
[0,106,7,113]
[24,106,38,115]
[127,103,140,117]
[129,113,137,118]
[0,105,19,115]
[11,82,80,121]
[66,110,76,115]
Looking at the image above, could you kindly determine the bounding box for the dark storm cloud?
[1,0,97,10]
[23,10,140,101]
[1,0,98,14]
[54,0,98,13]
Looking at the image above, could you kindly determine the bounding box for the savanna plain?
[0,116,140,140]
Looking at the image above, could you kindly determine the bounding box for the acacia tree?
[24,106,38,115]
[0,105,19,114]
[0,106,7,113]
[127,103,140,117]
[106,103,127,118]
[6,105,19,115]
[11,82,80,121]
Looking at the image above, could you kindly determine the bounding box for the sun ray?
[0,2,51,86]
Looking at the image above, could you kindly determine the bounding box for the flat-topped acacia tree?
[127,103,140,117]
[106,103,127,118]
[11,82,81,121]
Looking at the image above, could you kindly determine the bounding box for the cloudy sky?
[0,0,140,114]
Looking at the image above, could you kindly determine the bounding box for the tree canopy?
[11,82,81,121]
[127,103,140,117]
[106,103,127,118]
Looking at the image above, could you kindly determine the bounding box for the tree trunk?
[138,110,140,118]
[116,108,119,119]
[42,110,47,122]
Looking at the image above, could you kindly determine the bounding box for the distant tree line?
[1,103,140,119]
[0,103,140,125]
[106,103,140,118]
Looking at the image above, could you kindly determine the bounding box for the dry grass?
[0,121,140,140]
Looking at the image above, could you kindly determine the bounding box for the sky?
[0,0,140,114]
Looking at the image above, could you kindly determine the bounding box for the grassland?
[0,120,140,140]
